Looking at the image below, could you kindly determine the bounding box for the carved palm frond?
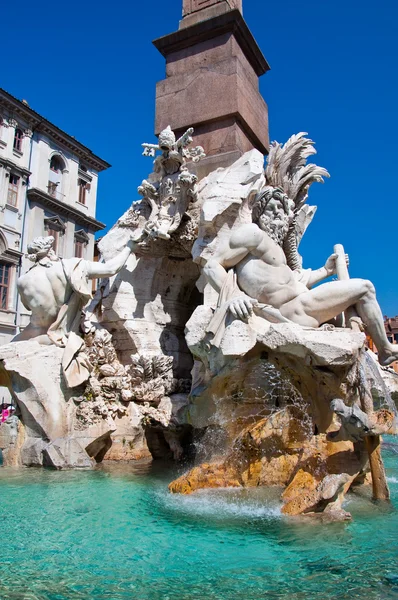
[265,132,329,211]
[152,355,174,379]
[264,133,329,271]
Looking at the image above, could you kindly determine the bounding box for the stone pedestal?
[153,9,270,179]
[180,0,243,29]
[0,341,119,468]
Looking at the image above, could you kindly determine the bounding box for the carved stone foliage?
[130,354,174,402]
[75,327,131,429]
[75,326,190,430]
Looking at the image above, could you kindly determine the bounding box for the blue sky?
[2,0,398,314]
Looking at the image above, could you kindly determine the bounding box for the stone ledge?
[153,10,270,77]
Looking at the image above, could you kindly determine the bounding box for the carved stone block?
[183,0,242,18]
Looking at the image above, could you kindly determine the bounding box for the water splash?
[193,361,311,463]
[159,487,283,521]
[361,351,398,417]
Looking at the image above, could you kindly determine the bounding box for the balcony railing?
[47,184,65,201]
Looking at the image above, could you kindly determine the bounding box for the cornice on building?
[75,228,91,244]
[3,247,23,265]
[27,188,106,232]
[0,226,23,265]
[44,215,66,233]
[0,155,31,178]
[0,88,111,173]
[0,318,18,331]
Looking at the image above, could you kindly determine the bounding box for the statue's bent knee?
[361,279,375,296]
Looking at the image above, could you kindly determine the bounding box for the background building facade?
[0,88,109,344]
[366,315,398,373]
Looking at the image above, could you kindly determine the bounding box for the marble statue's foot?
[378,349,398,367]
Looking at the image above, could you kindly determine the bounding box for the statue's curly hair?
[27,236,55,261]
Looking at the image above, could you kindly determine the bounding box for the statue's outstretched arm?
[306,252,349,288]
[86,239,136,279]
[306,266,330,288]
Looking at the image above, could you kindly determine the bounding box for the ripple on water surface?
[0,441,397,600]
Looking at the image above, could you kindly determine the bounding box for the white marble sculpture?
[14,235,136,387]
[138,125,205,240]
[203,133,398,366]
[329,398,393,442]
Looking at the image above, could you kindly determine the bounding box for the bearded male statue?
[203,134,398,367]
[14,235,136,387]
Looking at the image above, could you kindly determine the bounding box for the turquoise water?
[1,440,398,600]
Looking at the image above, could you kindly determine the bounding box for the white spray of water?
[159,487,282,520]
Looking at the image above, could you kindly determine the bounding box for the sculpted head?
[27,236,58,262]
[251,186,295,246]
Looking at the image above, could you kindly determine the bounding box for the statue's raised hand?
[127,229,146,251]
[228,295,257,320]
[324,252,349,276]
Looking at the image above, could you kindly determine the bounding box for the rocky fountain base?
[0,134,396,523]
[169,320,396,520]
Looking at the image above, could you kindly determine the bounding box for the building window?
[48,155,66,200]
[74,240,84,258]
[47,182,58,197]
[46,228,59,253]
[78,179,90,205]
[74,229,89,259]
[44,216,66,256]
[13,128,23,152]
[0,117,6,147]
[7,174,19,207]
[50,156,63,173]
[0,263,11,309]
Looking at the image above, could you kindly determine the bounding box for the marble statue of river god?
[14,235,136,387]
[171,132,397,514]
[204,134,397,367]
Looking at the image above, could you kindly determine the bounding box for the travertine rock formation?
[0,341,113,467]
[0,130,396,523]
[170,325,395,518]
[168,138,397,517]
[169,405,369,520]
[0,126,204,467]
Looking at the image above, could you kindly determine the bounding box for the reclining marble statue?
[169,133,397,511]
[203,134,398,367]
[13,235,136,388]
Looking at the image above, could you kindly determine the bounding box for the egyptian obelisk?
[153,0,270,177]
